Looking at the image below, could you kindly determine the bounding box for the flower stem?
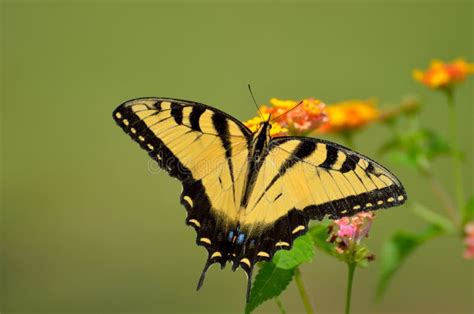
[420,169,458,223]
[345,262,356,314]
[275,297,287,314]
[446,89,465,211]
[294,268,314,314]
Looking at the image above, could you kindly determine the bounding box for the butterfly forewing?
[239,136,407,244]
[113,97,253,260]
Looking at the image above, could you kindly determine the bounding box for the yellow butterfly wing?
[239,136,407,258]
[113,97,251,255]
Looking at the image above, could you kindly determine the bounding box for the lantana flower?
[328,212,375,264]
[244,113,289,137]
[413,58,474,89]
[463,222,474,259]
[378,96,422,122]
[317,99,379,134]
[244,98,328,136]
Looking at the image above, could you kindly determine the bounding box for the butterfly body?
[241,120,272,211]
[113,97,407,300]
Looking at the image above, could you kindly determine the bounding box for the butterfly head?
[258,119,272,138]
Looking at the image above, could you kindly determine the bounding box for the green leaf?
[245,263,295,314]
[462,196,474,225]
[420,128,452,159]
[386,151,422,170]
[376,225,444,300]
[380,127,454,171]
[412,202,455,233]
[309,222,335,256]
[246,231,319,313]
[272,233,314,269]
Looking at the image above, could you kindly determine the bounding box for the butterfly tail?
[245,268,253,303]
[197,251,224,291]
[196,260,211,291]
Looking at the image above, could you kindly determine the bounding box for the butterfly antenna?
[248,84,264,119]
[271,100,303,122]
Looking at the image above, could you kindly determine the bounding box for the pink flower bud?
[463,222,474,260]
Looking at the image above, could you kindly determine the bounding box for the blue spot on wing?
[227,231,234,242]
[237,233,246,245]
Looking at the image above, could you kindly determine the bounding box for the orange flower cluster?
[317,99,380,134]
[264,98,328,136]
[244,98,328,136]
[245,98,382,137]
[413,58,474,89]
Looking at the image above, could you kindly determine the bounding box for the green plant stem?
[294,268,314,314]
[420,169,458,223]
[275,297,287,314]
[446,89,464,211]
[345,262,356,314]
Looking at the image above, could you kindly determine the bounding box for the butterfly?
[113,97,407,301]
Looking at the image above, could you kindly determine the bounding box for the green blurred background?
[2,1,473,313]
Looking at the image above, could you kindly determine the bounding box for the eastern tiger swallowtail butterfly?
[113,97,406,301]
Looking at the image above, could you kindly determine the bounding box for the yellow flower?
[318,99,379,133]
[413,58,474,89]
[244,113,289,137]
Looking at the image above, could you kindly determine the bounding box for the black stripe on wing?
[190,106,206,132]
[212,112,237,200]
[269,136,407,219]
[170,103,184,125]
[340,155,359,172]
